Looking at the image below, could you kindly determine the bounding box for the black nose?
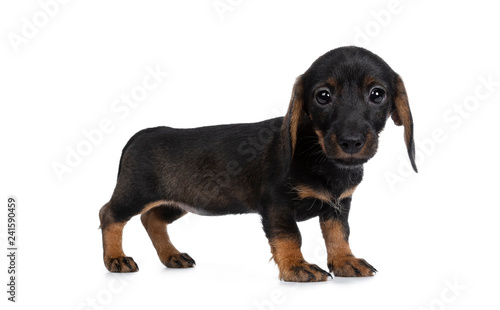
[338,133,365,154]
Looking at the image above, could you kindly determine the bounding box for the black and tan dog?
[99,46,417,282]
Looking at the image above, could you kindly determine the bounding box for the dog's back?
[110,118,286,221]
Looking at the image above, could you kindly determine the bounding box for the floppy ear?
[281,75,305,168]
[391,75,417,173]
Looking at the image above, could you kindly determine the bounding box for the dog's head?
[282,46,417,172]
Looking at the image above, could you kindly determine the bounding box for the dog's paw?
[163,253,196,268]
[280,261,332,282]
[328,255,376,277]
[105,256,139,273]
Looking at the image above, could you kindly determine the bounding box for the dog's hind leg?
[141,205,195,268]
[99,202,139,272]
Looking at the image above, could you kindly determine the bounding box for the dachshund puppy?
[99,46,417,282]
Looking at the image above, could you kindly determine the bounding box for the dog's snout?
[338,133,365,154]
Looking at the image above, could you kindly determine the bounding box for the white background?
[1,0,499,309]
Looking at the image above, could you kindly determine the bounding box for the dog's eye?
[369,88,386,104]
[316,90,332,105]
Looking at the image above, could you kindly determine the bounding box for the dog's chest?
[291,168,362,221]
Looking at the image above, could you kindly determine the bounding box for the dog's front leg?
[319,198,377,277]
[263,209,331,282]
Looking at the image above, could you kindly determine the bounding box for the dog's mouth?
[330,156,371,168]
[315,130,378,167]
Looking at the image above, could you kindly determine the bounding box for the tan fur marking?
[320,218,375,277]
[393,76,412,143]
[397,79,412,147]
[362,76,379,97]
[326,77,338,88]
[320,219,352,263]
[141,210,180,261]
[359,132,376,158]
[289,82,303,155]
[314,129,327,153]
[339,186,357,200]
[269,238,304,270]
[282,76,304,159]
[364,76,378,87]
[295,184,332,202]
[103,222,126,258]
[140,200,168,214]
[270,238,330,281]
